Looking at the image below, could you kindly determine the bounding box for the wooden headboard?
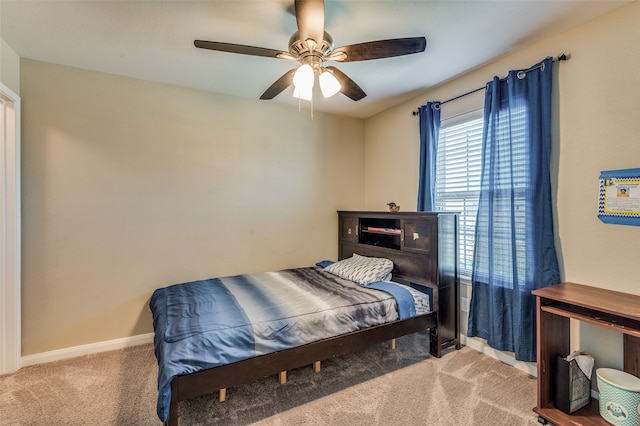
[337,211,459,351]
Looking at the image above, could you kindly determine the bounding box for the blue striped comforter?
[150,266,424,422]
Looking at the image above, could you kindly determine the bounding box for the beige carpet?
[0,332,539,425]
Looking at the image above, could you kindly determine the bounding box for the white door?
[0,82,21,374]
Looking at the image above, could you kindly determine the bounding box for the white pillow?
[324,254,393,285]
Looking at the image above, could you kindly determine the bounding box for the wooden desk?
[532,282,640,425]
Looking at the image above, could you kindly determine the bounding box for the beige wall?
[20,59,365,355]
[365,2,640,369]
[0,36,20,94]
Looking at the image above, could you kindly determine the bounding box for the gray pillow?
[324,253,393,285]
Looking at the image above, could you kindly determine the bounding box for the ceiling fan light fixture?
[292,64,314,90]
[319,69,341,98]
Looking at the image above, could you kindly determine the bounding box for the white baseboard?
[21,333,154,367]
[462,334,538,378]
[17,332,572,385]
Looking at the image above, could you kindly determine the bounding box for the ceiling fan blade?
[330,37,427,62]
[295,0,325,47]
[326,66,366,101]
[260,69,297,100]
[194,40,285,59]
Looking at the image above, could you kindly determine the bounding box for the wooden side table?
[533,282,640,425]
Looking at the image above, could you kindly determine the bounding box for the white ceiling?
[0,0,632,118]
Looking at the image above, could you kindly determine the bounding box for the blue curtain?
[417,102,441,211]
[467,57,560,362]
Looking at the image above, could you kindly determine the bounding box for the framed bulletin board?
[598,168,640,226]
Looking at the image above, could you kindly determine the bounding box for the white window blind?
[435,116,483,277]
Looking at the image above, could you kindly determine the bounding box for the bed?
[151,213,459,426]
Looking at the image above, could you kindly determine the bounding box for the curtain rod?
[412,53,568,116]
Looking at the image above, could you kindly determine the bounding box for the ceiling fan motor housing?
[288,31,334,58]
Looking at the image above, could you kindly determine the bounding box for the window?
[434,115,483,277]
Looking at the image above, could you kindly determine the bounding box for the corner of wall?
[0,36,21,95]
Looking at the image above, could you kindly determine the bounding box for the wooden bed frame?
[162,211,459,425]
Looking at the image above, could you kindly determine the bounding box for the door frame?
[0,81,21,374]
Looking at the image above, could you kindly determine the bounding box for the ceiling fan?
[194,0,426,102]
